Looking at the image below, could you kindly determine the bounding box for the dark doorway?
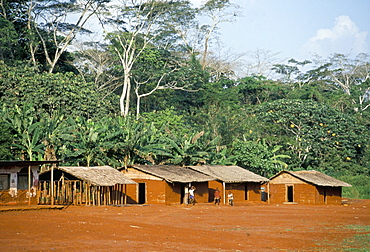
[287,185,294,202]
[244,184,248,200]
[323,187,327,204]
[180,183,185,204]
[138,183,146,204]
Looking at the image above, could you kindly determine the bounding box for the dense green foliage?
[0,0,368,198]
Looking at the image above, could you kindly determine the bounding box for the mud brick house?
[268,170,352,205]
[120,165,214,205]
[39,166,137,206]
[0,160,61,205]
[187,165,269,205]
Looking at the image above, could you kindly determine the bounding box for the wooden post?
[28,165,31,206]
[37,182,41,204]
[79,182,82,205]
[124,184,127,205]
[107,187,110,205]
[267,182,270,204]
[97,186,100,206]
[91,186,94,206]
[51,166,54,206]
[73,181,76,205]
[223,182,226,205]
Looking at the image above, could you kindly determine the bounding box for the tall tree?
[197,0,241,70]
[255,99,368,175]
[314,53,370,113]
[101,0,199,117]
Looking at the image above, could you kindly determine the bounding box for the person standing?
[189,186,196,205]
[214,188,221,205]
[228,191,234,206]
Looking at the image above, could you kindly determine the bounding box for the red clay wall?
[269,181,343,205]
[317,186,342,205]
[208,182,263,204]
[269,183,317,204]
[130,179,166,204]
[165,182,182,205]
[125,184,137,204]
[294,184,317,204]
[326,187,342,205]
[208,180,223,202]
[247,183,262,202]
[268,184,286,204]
[225,183,245,203]
[191,182,209,203]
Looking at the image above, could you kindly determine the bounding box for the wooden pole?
[123,184,125,205]
[267,182,270,204]
[124,184,127,205]
[223,182,226,205]
[28,165,31,206]
[51,166,54,206]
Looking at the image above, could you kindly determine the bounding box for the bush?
[339,175,370,199]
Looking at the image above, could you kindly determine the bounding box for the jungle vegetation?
[0,0,369,198]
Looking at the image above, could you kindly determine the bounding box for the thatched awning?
[126,165,214,183]
[270,170,352,187]
[187,165,269,183]
[41,166,137,186]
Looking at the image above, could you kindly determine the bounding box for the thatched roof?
[127,165,214,183]
[187,165,269,183]
[42,166,137,186]
[270,170,352,187]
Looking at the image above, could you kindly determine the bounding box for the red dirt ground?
[0,199,369,251]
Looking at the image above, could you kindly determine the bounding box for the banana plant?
[164,130,217,166]
[4,104,44,161]
[58,117,108,167]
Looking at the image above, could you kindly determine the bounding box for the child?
[228,191,234,206]
[214,188,221,205]
[189,186,196,205]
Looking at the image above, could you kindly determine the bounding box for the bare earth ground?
[0,200,369,252]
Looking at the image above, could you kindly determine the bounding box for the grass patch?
[312,225,370,251]
[338,225,370,251]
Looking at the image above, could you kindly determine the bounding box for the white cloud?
[301,15,368,57]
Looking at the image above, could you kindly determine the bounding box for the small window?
[0,174,10,190]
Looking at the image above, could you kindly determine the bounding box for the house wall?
[268,184,286,204]
[191,182,209,204]
[317,186,342,205]
[121,168,209,205]
[121,168,164,204]
[208,181,263,204]
[165,182,180,205]
[225,183,244,203]
[269,173,343,205]
[0,165,39,204]
[134,179,166,204]
[125,184,137,204]
[246,183,263,202]
[208,180,223,202]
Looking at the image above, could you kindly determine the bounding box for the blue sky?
[192,0,370,62]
